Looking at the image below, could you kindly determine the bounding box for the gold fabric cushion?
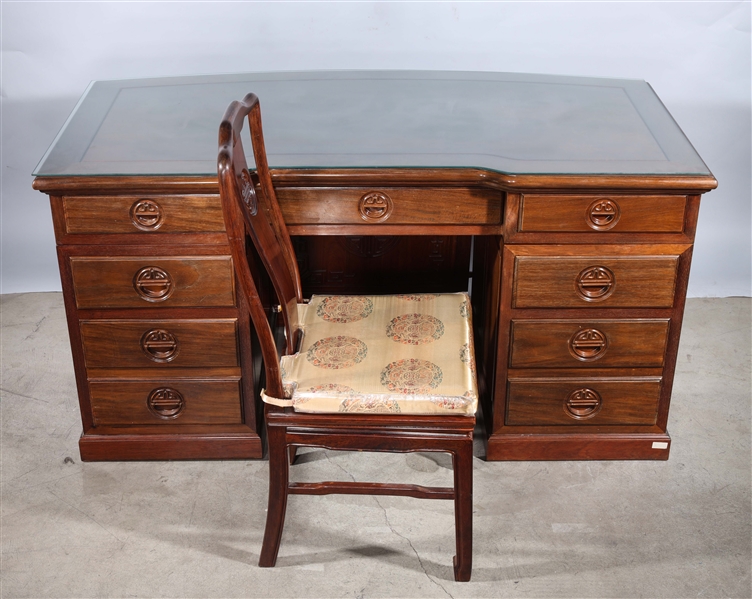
[278,292,477,415]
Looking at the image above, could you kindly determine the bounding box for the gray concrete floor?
[1,293,750,598]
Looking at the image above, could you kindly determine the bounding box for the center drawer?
[276,187,502,225]
[80,319,239,368]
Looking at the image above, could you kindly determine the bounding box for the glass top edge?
[32,165,714,178]
[85,69,648,88]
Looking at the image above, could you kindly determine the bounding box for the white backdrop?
[2,1,749,296]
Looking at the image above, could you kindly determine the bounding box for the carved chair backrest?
[218,93,303,399]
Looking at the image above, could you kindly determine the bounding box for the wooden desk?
[32,71,717,461]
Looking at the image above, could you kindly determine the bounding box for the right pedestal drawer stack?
[488,191,702,460]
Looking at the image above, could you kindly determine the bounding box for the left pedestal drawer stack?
[35,182,262,461]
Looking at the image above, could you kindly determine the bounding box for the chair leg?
[452,442,473,582]
[259,425,289,567]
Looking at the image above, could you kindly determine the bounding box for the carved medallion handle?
[133,266,174,302]
[359,191,393,223]
[564,388,602,420]
[130,199,164,231]
[147,387,185,419]
[569,328,608,361]
[586,198,620,230]
[576,265,615,301]
[140,329,179,362]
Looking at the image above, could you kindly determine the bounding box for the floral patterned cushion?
[271,292,477,415]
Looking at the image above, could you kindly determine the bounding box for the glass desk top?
[34,70,711,177]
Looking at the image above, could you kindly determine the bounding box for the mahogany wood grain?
[32,171,719,196]
[89,379,242,426]
[509,319,669,368]
[63,195,225,234]
[506,378,662,426]
[78,431,262,461]
[519,194,687,232]
[486,432,671,461]
[80,319,239,368]
[512,255,679,308]
[276,187,501,225]
[70,256,235,309]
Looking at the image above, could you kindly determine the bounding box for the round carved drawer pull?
[141,329,179,362]
[569,328,608,361]
[586,198,620,230]
[564,388,602,420]
[133,266,174,302]
[359,191,393,223]
[147,387,185,419]
[576,266,615,301]
[130,199,164,231]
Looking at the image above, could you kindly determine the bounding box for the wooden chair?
[217,93,477,582]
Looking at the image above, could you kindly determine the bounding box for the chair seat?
[276,292,478,415]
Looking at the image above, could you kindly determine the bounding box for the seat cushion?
[279,292,477,415]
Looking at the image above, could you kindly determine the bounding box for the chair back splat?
[218,93,303,397]
[218,94,476,582]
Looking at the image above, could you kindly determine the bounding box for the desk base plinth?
[79,432,263,461]
[486,432,671,461]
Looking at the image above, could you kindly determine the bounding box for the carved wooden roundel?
[586,198,621,230]
[147,387,185,419]
[140,328,179,362]
[359,191,393,223]
[133,266,174,302]
[130,199,164,231]
[576,265,615,301]
[569,328,608,361]
[564,388,602,420]
[239,168,258,215]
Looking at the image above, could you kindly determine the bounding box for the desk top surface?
[34,70,711,178]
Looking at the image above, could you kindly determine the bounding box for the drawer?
[513,254,679,308]
[80,320,239,368]
[276,187,502,225]
[63,196,225,234]
[506,378,661,426]
[89,379,242,426]
[509,319,669,368]
[70,256,235,309]
[519,194,686,233]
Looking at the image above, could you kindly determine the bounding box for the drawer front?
[519,194,686,233]
[63,196,225,234]
[71,256,235,309]
[506,379,661,426]
[513,256,678,308]
[89,380,242,426]
[80,320,239,368]
[510,320,669,368]
[277,187,502,225]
